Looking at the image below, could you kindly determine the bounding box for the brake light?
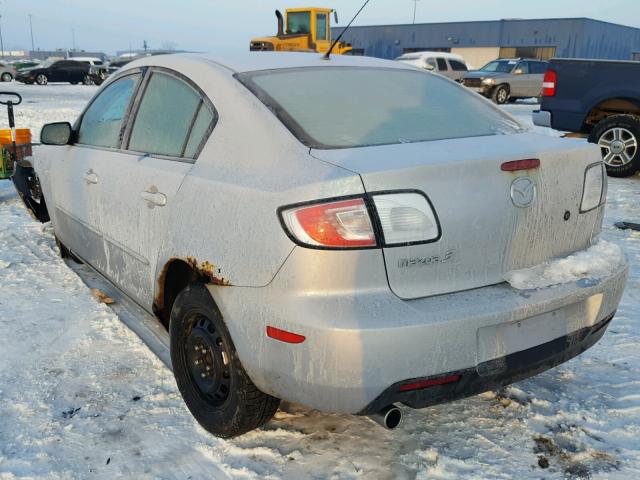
[281,198,376,248]
[542,69,557,97]
[501,159,540,172]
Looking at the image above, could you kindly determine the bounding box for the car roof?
[126,51,411,74]
[398,51,464,60]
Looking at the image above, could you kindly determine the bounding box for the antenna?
[322,0,371,60]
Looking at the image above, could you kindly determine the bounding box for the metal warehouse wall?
[333,18,640,61]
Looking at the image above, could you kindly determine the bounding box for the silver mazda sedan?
[34,52,628,438]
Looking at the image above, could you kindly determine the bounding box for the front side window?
[436,58,448,71]
[238,67,523,149]
[480,60,517,73]
[425,58,437,70]
[128,72,203,158]
[515,62,530,74]
[78,74,140,148]
[287,12,311,34]
[316,13,328,40]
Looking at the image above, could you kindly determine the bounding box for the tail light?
[281,198,377,248]
[280,192,440,249]
[542,69,557,97]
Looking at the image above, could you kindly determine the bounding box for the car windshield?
[237,67,523,149]
[479,60,517,73]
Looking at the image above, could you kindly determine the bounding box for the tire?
[589,115,640,177]
[54,236,83,264]
[170,284,280,438]
[36,74,48,85]
[1,72,12,82]
[492,85,509,105]
[82,75,94,86]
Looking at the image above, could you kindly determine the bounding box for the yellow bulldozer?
[250,7,352,55]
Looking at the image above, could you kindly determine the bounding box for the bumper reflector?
[398,374,461,392]
[266,326,306,344]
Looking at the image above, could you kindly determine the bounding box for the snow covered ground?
[1,83,640,479]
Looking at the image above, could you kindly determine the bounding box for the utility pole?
[143,40,148,53]
[28,13,35,52]
[0,15,4,60]
[412,0,421,24]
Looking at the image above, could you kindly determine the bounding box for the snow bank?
[505,240,626,290]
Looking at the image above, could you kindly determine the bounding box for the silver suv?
[461,58,548,104]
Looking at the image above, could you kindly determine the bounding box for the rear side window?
[449,60,468,71]
[530,62,547,74]
[128,72,206,158]
[78,74,140,148]
[184,103,215,158]
[239,67,523,149]
[436,58,448,71]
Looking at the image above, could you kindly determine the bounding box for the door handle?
[140,188,167,207]
[84,170,98,185]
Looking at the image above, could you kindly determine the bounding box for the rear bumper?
[209,248,628,414]
[360,311,615,414]
[532,109,552,128]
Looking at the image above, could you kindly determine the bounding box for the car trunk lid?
[311,133,604,299]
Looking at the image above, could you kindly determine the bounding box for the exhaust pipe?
[275,10,284,37]
[367,405,403,430]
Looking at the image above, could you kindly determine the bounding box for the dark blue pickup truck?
[533,58,640,177]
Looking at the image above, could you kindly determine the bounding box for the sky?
[2,0,640,55]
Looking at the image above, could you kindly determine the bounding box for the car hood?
[16,67,41,74]
[463,71,508,80]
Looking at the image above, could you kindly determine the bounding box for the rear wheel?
[492,85,509,105]
[36,74,48,85]
[589,115,640,177]
[82,75,94,86]
[170,284,280,438]
[1,72,12,82]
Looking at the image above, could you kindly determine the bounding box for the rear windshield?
[237,67,523,149]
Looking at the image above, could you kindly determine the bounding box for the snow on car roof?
[126,51,411,74]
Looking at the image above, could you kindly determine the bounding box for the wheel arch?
[583,97,640,131]
[154,257,231,328]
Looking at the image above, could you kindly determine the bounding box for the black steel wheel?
[170,284,280,438]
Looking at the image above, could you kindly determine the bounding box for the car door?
[509,61,530,97]
[315,11,330,53]
[47,62,67,82]
[49,73,141,266]
[96,69,215,308]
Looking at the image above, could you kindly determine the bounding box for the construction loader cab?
[250,7,352,55]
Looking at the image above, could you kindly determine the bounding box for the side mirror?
[41,122,73,145]
[334,11,339,24]
[513,68,524,75]
[425,63,435,71]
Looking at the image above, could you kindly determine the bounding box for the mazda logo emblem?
[510,177,537,208]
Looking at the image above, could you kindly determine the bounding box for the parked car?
[15,60,92,85]
[33,53,627,438]
[11,60,41,71]
[0,62,16,82]
[68,56,105,67]
[461,58,548,104]
[395,51,469,81]
[533,58,640,177]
